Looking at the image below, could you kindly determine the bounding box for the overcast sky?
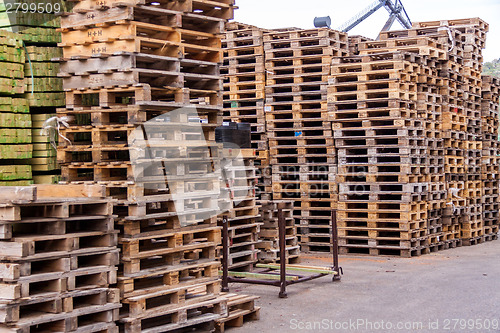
[234,0,499,62]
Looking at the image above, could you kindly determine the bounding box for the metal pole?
[222,215,230,292]
[278,209,288,298]
[331,209,341,281]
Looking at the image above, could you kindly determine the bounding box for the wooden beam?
[35,184,107,199]
[0,186,36,203]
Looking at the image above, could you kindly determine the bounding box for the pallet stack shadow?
[330,17,496,257]
[264,28,348,253]
[221,22,271,199]
[56,0,236,331]
[219,148,261,272]
[0,0,65,184]
[256,200,299,264]
[0,185,120,332]
[0,30,31,186]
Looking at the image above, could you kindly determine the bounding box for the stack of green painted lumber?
[0,0,64,183]
[0,30,32,185]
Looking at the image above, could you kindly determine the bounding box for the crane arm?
[382,0,412,29]
[337,0,385,32]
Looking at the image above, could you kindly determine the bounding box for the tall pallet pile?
[0,30,32,186]
[481,76,500,240]
[375,27,462,252]
[0,0,65,183]
[411,18,490,246]
[264,28,348,253]
[331,17,493,257]
[256,200,299,264]
[330,51,436,257]
[219,148,260,271]
[0,185,120,332]
[222,22,271,199]
[57,0,236,331]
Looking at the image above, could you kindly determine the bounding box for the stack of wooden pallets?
[481,76,500,241]
[0,0,65,183]
[0,30,32,186]
[0,185,120,332]
[330,51,432,257]
[329,17,495,257]
[57,0,235,331]
[218,148,261,272]
[264,28,348,253]
[411,18,489,246]
[256,200,299,264]
[376,27,458,251]
[222,22,271,199]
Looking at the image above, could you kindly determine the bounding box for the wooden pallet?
[215,293,260,333]
[119,295,227,333]
[0,185,120,332]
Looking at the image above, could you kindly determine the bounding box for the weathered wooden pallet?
[215,293,260,333]
[119,295,227,333]
[0,287,117,324]
[63,85,222,110]
[71,0,235,19]
[118,259,219,297]
[257,245,300,264]
[120,225,220,258]
[338,244,430,257]
[0,297,120,333]
[122,279,221,319]
[120,235,218,275]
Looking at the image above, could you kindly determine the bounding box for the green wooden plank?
[0,112,31,127]
[0,164,31,180]
[24,92,64,107]
[0,180,34,186]
[0,144,32,159]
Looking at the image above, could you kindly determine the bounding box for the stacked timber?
[219,148,260,271]
[57,0,236,331]
[0,30,32,186]
[329,17,493,257]
[26,45,64,184]
[256,200,299,264]
[377,27,454,251]
[330,51,432,257]
[264,28,348,253]
[222,22,271,199]
[0,0,65,183]
[0,185,120,332]
[481,76,500,240]
[411,18,490,246]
